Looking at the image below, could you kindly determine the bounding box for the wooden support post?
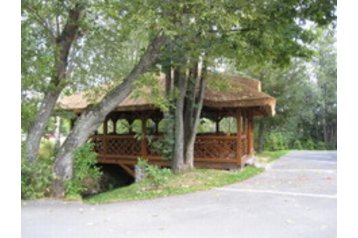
[154,119,159,134]
[129,120,133,133]
[243,111,248,156]
[141,118,147,159]
[113,119,117,134]
[236,113,242,165]
[216,119,220,133]
[103,119,108,156]
[247,113,254,156]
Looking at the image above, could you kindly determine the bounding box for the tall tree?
[52,33,167,196]
[158,0,336,172]
[233,27,337,151]
[313,28,337,148]
[22,0,154,163]
[22,0,86,163]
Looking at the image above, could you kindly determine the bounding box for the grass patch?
[256,150,289,163]
[85,166,263,204]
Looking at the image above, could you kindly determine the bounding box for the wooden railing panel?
[91,133,250,167]
[194,136,237,161]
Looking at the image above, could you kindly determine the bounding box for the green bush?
[150,116,175,160]
[65,143,102,197]
[265,132,288,151]
[21,145,54,199]
[293,140,303,150]
[39,139,56,160]
[316,141,326,150]
[137,159,172,188]
[303,138,315,150]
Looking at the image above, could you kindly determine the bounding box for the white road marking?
[216,187,337,199]
[269,169,336,174]
[285,158,337,164]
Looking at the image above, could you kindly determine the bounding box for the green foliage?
[38,139,56,160]
[136,159,172,188]
[65,143,102,197]
[150,116,175,160]
[197,118,215,133]
[316,141,326,150]
[133,73,172,112]
[243,27,337,152]
[264,132,288,151]
[21,145,54,199]
[293,140,303,150]
[303,139,315,150]
[219,117,237,134]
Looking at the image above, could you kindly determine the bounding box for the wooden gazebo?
[59,74,276,174]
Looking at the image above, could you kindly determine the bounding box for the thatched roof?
[58,73,276,116]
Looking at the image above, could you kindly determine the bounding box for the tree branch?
[23,4,56,43]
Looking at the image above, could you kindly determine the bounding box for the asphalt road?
[22,150,337,238]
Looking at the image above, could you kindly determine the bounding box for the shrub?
[303,138,315,150]
[148,117,175,160]
[65,143,102,197]
[38,139,56,160]
[21,145,54,199]
[293,140,303,150]
[136,158,172,188]
[316,141,326,150]
[265,132,288,151]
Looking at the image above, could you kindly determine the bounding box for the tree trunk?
[24,4,84,163]
[257,120,266,153]
[54,116,62,151]
[52,34,167,197]
[171,68,187,173]
[183,62,206,169]
[26,91,63,162]
[170,60,207,173]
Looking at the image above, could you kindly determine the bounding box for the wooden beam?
[236,113,242,165]
[155,120,159,134]
[117,163,135,177]
[113,119,117,134]
[141,118,147,158]
[103,119,108,155]
[247,112,254,156]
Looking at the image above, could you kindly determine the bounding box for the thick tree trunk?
[257,120,266,153]
[170,60,207,173]
[183,62,206,169]
[171,69,187,173]
[24,4,84,163]
[52,34,167,197]
[26,91,62,162]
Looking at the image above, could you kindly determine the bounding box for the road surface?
[22,150,337,238]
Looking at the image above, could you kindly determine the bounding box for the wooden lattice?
[91,136,103,153]
[92,134,250,162]
[107,136,141,156]
[194,136,237,160]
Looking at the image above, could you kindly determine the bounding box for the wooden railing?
[194,135,237,161]
[90,133,249,168]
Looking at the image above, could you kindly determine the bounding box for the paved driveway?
[22,151,337,238]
